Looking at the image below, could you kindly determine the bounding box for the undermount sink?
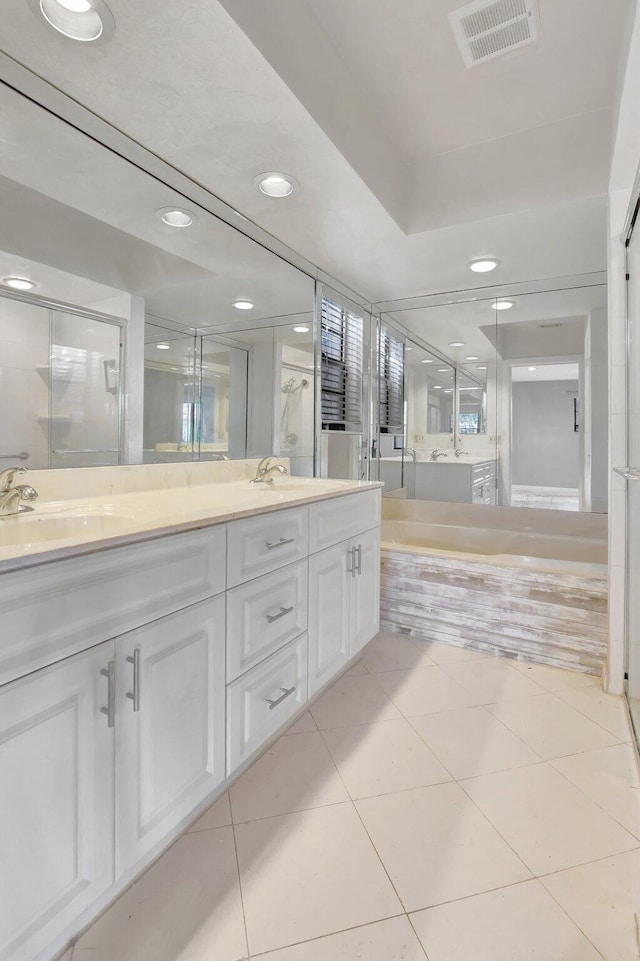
[0,512,134,546]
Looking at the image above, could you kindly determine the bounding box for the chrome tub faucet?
[0,467,39,516]
[250,456,289,484]
[430,449,448,461]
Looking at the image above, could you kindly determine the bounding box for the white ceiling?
[512,362,580,381]
[0,0,633,304]
[388,283,606,360]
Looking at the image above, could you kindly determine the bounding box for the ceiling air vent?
[449,0,540,68]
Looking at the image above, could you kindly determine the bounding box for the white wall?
[607,1,640,693]
[511,380,580,488]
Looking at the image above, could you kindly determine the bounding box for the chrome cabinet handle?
[355,544,362,575]
[100,661,115,728]
[347,546,356,578]
[265,686,296,710]
[266,605,294,624]
[266,537,295,550]
[126,648,141,712]
[614,467,640,480]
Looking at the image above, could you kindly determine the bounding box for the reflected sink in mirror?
[0,512,135,546]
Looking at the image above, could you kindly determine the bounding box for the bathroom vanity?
[0,462,381,961]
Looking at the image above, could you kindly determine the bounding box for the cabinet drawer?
[227,634,308,773]
[309,488,381,553]
[227,506,308,587]
[0,525,226,687]
[227,560,308,681]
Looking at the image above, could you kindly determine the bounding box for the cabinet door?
[351,527,381,655]
[115,597,226,876]
[308,540,351,695]
[0,643,115,961]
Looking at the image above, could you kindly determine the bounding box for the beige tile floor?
[70,631,640,961]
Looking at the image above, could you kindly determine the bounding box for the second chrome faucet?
[250,456,289,484]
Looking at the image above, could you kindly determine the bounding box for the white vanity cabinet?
[0,483,381,961]
[308,492,381,694]
[414,459,497,505]
[0,643,115,961]
[115,597,226,874]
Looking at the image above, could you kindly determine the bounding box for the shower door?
[624,200,640,741]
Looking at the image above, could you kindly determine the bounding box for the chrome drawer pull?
[266,536,295,550]
[347,546,356,578]
[355,544,362,575]
[265,685,296,710]
[125,648,141,712]
[100,661,115,729]
[266,605,294,624]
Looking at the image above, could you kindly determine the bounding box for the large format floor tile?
[486,692,621,758]
[410,879,603,961]
[551,742,640,839]
[322,718,451,799]
[409,705,540,779]
[462,762,638,875]
[229,731,349,822]
[72,829,247,961]
[374,664,486,717]
[188,791,232,833]
[309,674,402,729]
[509,659,600,692]
[234,802,402,955]
[440,657,546,703]
[420,640,492,666]
[541,849,640,961]
[251,916,426,960]
[555,685,631,741]
[284,711,318,735]
[361,631,435,673]
[356,782,531,912]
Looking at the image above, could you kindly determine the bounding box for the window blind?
[321,296,363,431]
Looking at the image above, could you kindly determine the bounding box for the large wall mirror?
[0,81,315,471]
[377,277,607,513]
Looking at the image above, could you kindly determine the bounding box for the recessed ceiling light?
[233,300,254,310]
[449,341,465,348]
[468,258,500,273]
[437,368,449,373]
[2,276,37,291]
[420,359,433,364]
[157,207,195,228]
[254,172,298,198]
[156,343,170,350]
[35,0,115,42]
[528,366,537,372]
[292,325,310,333]
[465,355,479,361]
[491,300,513,311]
[477,364,487,370]
[444,389,453,393]
[432,385,443,390]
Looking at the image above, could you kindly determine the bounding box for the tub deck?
[380,501,608,676]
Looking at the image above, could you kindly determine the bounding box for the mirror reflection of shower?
[280,372,311,454]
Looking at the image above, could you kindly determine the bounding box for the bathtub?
[380,499,608,675]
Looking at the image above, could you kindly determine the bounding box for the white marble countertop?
[0,466,382,574]
[380,455,496,466]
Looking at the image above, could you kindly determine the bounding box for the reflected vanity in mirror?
[376,276,608,513]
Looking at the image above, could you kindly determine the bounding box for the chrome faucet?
[403,447,417,464]
[250,456,289,484]
[454,449,470,458]
[430,449,448,461]
[0,467,39,516]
